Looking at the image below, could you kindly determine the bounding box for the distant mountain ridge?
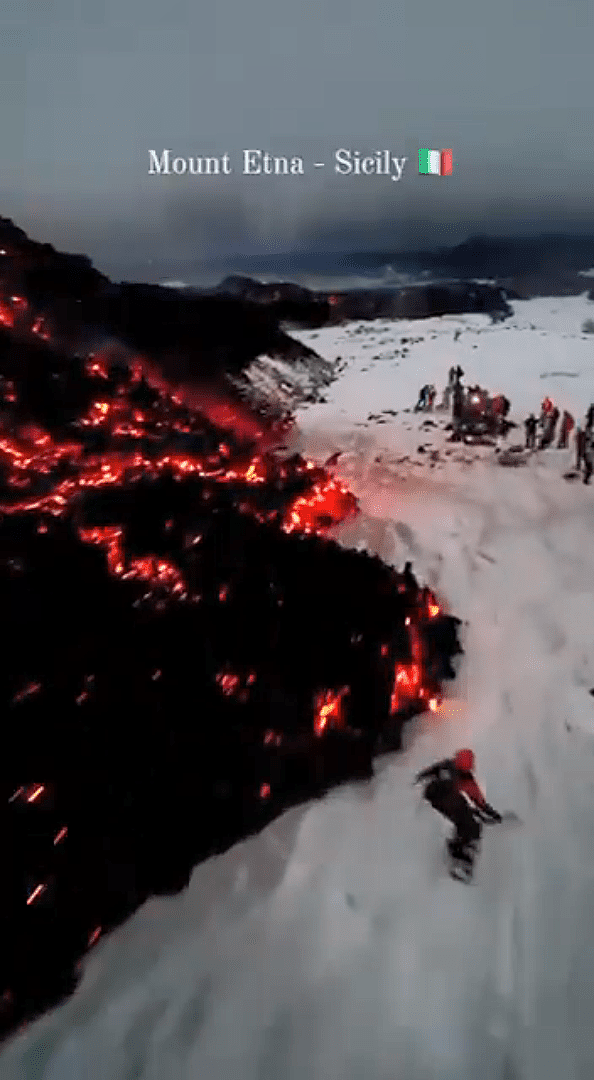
[145,233,594,299]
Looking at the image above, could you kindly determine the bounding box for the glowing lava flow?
[389,603,443,716]
[314,687,349,735]
[0,291,437,720]
[0,337,440,722]
[0,346,358,599]
[284,477,358,536]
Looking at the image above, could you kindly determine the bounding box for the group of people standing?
[524,398,594,484]
[415,367,512,434]
[415,367,464,414]
[413,373,594,485]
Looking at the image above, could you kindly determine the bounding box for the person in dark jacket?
[586,404,594,431]
[415,385,430,412]
[524,414,537,450]
[452,383,464,422]
[583,430,594,485]
[414,748,501,863]
[402,561,418,590]
[576,423,587,471]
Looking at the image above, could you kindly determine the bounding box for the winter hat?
[454,748,475,771]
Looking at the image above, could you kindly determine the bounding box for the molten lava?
[284,478,358,536]
[0,349,357,600]
[26,884,46,906]
[314,687,349,735]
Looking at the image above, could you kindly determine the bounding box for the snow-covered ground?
[4,295,594,1080]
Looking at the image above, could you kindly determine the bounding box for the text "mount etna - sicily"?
[148,149,408,181]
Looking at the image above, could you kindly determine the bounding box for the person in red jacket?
[557,410,574,449]
[414,748,501,864]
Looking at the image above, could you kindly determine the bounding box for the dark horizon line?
[103,235,594,290]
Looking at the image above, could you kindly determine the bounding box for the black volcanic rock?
[0,216,109,304]
[325,281,512,322]
[86,285,321,379]
[0,219,323,397]
[210,275,330,328]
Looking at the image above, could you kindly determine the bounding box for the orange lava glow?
[11,682,42,706]
[26,884,46,906]
[215,668,257,702]
[0,300,14,328]
[0,320,359,606]
[389,613,433,714]
[263,730,282,746]
[216,672,240,696]
[283,477,358,535]
[314,686,349,735]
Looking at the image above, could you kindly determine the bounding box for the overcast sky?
[2,0,594,274]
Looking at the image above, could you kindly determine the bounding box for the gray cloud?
[4,1,594,271]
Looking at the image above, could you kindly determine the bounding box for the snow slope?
[4,296,594,1080]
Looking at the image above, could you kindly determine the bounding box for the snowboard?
[446,841,477,883]
[446,813,521,882]
[448,857,474,883]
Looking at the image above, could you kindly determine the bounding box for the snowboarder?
[557,411,574,449]
[414,748,502,877]
[427,385,436,411]
[524,413,537,450]
[586,404,594,432]
[453,365,464,386]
